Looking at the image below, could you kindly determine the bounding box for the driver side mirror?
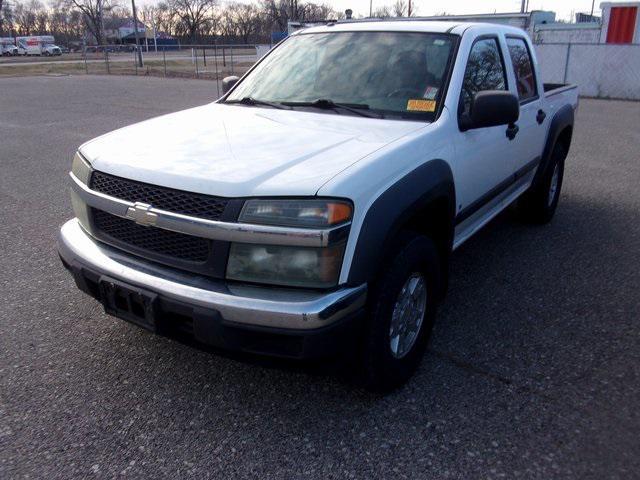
[459,90,519,131]
[222,76,240,95]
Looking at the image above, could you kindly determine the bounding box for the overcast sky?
[133,0,604,23]
[331,0,602,21]
[197,0,603,22]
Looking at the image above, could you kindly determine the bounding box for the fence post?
[563,43,572,84]
[83,47,88,74]
[163,47,167,77]
[195,48,199,77]
[134,48,138,75]
[214,45,220,97]
[222,46,226,67]
[203,47,207,67]
[230,45,234,75]
[105,48,110,74]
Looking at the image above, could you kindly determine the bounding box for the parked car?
[2,44,18,56]
[59,46,70,54]
[1,37,16,55]
[58,20,578,391]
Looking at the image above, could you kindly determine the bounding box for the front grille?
[92,209,210,262]
[90,171,228,221]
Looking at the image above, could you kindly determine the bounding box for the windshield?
[226,31,456,120]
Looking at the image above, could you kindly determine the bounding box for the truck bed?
[543,83,578,97]
[542,83,579,114]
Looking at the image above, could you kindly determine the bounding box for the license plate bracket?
[98,276,158,331]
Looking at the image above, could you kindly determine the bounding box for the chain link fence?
[534,43,640,100]
[80,44,266,96]
[3,40,639,101]
[0,43,268,97]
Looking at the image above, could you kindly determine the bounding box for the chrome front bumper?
[58,219,367,331]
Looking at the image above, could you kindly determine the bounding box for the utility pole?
[131,0,143,67]
[152,16,157,53]
[97,0,105,45]
[520,0,526,13]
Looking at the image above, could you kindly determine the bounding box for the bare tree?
[298,2,338,21]
[1,1,12,34]
[260,0,288,32]
[392,0,407,17]
[146,2,179,37]
[13,0,45,35]
[220,2,262,43]
[374,1,415,18]
[169,0,217,43]
[64,0,117,44]
[372,5,392,18]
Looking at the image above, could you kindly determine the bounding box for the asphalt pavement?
[1,75,639,479]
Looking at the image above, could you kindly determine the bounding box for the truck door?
[504,35,546,178]
[452,35,520,227]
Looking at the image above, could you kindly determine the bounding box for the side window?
[459,38,507,116]
[506,37,537,101]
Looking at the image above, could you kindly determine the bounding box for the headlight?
[229,198,352,288]
[239,199,352,228]
[71,151,92,185]
[226,243,345,288]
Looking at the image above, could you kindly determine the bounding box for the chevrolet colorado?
[58,20,578,391]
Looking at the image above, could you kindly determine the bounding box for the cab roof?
[296,20,527,37]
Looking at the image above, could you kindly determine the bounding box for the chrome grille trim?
[70,172,350,248]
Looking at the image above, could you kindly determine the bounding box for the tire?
[361,232,443,392]
[519,142,566,224]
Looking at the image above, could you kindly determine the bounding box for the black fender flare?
[346,159,456,286]
[533,104,574,186]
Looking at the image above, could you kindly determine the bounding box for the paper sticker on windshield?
[423,86,438,100]
[407,99,436,112]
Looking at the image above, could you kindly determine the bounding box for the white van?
[1,37,18,56]
[16,36,62,56]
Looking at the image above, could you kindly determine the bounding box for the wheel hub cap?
[389,273,427,359]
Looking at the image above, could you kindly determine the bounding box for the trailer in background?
[16,36,62,56]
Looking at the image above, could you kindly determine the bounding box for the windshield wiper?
[225,97,290,110]
[282,99,384,118]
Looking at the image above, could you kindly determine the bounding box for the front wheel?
[361,232,442,392]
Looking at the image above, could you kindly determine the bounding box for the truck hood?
[80,103,425,197]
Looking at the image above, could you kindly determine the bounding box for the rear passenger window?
[506,37,537,101]
[460,38,507,116]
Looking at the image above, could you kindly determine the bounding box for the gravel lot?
[1,75,639,479]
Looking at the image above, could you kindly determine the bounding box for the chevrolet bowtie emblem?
[125,202,158,226]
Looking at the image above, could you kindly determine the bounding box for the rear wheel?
[519,142,566,224]
[361,232,442,392]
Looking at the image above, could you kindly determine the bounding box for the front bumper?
[58,219,367,358]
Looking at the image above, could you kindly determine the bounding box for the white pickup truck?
[58,20,578,391]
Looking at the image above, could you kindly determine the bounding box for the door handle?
[536,109,546,124]
[506,123,519,140]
